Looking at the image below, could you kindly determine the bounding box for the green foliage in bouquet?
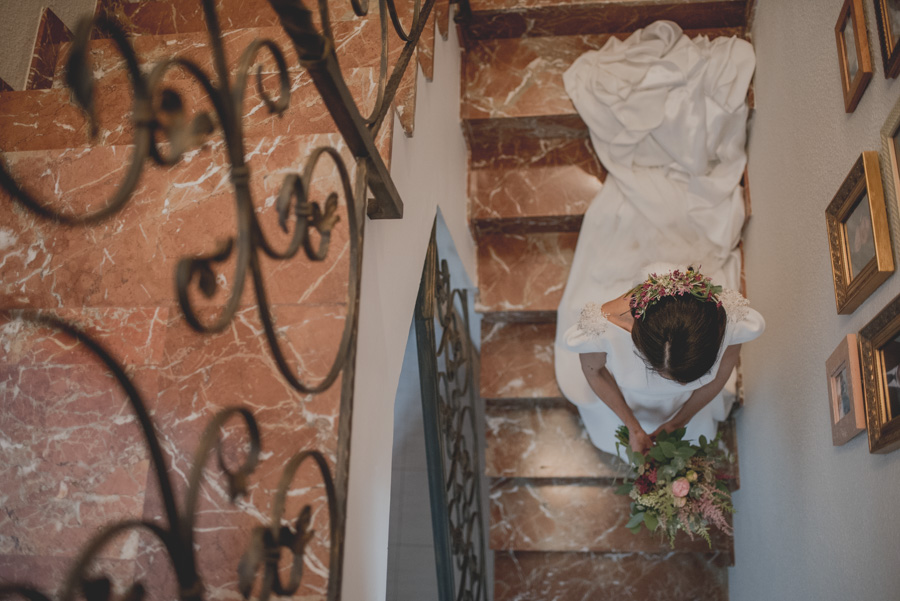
[614,425,735,548]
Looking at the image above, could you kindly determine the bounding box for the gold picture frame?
[858,292,900,453]
[836,0,873,112]
[826,152,894,314]
[879,95,900,267]
[874,0,900,78]
[826,334,866,445]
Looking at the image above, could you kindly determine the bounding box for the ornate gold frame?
[836,0,873,112]
[874,0,900,78]
[859,293,900,453]
[879,95,900,270]
[826,334,866,445]
[826,152,894,314]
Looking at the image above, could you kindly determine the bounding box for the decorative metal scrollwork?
[414,227,488,601]
[0,314,341,601]
[0,0,437,392]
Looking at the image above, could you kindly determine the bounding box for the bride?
[554,21,765,455]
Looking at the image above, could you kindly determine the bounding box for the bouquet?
[614,425,735,547]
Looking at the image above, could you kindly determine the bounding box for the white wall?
[343,16,474,601]
[0,1,96,89]
[735,1,900,599]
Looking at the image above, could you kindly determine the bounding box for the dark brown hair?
[631,294,727,384]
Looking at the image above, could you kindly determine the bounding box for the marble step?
[89,0,434,135]
[481,319,560,400]
[461,28,746,149]
[494,550,728,601]
[489,477,734,562]
[476,231,576,315]
[486,398,742,485]
[0,69,394,158]
[469,136,604,236]
[463,0,749,40]
[485,399,622,478]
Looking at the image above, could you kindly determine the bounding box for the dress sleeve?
[564,302,613,353]
[719,288,765,345]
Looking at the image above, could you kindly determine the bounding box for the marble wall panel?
[476,232,577,313]
[489,478,732,555]
[493,550,728,601]
[485,400,620,478]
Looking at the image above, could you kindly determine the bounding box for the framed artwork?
[858,292,900,453]
[836,0,873,112]
[874,0,900,78]
[826,334,866,445]
[826,151,894,314]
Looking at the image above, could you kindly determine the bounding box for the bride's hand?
[650,419,683,439]
[628,424,653,454]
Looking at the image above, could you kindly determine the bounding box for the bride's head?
[631,294,726,384]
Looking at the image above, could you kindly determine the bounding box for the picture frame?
[836,0,873,112]
[879,95,900,265]
[858,292,900,453]
[826,152,894,314]
[825,334,866,445]
[873,0,900,78]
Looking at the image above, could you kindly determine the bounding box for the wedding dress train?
[553,21,765,455]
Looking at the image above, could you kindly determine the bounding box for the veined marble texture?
[490,478,733,557]
[27,8,72,91]
[469,136,603,231]
[465,0,746,39]
[480,320,559,400]
[476,231,577,313]
[494,550,728,601]
[0,132,365,309]
[485,400,621,478]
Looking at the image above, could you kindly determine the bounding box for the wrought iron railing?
[0,0,440,600]
[414,226,489,601]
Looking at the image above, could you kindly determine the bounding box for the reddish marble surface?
[27,8,73,91]
[417,4,436,81]
[489,478,733,557]
[0,133,358,309]
[1,66,382,153]
[462,29,745,121]
[464,115,588,158]
[476,231,577,314]
[470,136,603,233]
[480,320,560,399]
[494,550,728,601]
[464,0,747,39]
[0,339,158,560]
[0,556,136,599]
[485,400,620,478]
[435,0,451,40]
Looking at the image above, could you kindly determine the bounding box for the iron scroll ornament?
[0,0,436,393]
[414,231,489,601]
[0,314,341,601]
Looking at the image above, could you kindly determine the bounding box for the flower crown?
[629,267,723,319]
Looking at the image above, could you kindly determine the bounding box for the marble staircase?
[459,1,755,599]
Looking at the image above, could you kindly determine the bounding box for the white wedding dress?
[554,21,765,455]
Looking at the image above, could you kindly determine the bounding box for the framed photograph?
[826,334,866,445]
[836,0,873,112]
[858,292,900,453]
[874,0,900,78]
[826,152,894,314]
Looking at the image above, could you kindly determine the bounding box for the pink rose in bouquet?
[672,477,691,498]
